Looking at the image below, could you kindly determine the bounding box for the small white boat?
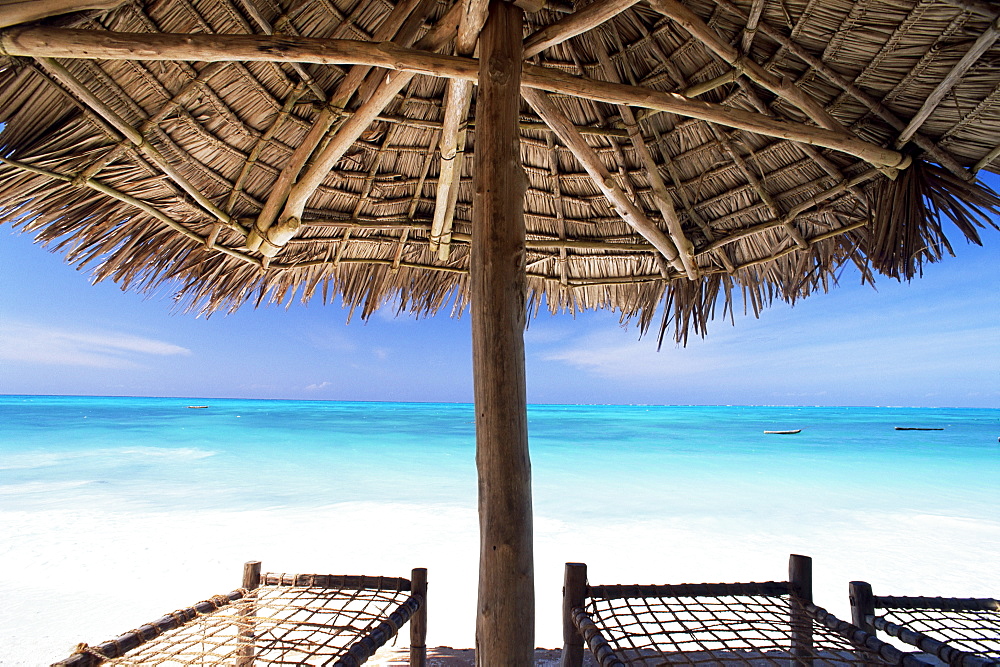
[763,429,801,435]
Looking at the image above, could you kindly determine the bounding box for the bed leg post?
[410,567,428,667]
[237,560,261,667]
[789,554,813,667]
[849,581,876,634]
[560,562,587,667]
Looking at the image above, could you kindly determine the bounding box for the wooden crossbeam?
[0,27,909,170]
[973,143,1000,175]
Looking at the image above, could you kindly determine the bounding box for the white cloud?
[0,320,190,369]
[305,381,332,391]
[539,330,732,380]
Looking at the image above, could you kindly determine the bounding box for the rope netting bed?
[850,583,1000,667]
[54,564,427,667]
[562,556,933,667]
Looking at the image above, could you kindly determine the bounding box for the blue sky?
[1,174,998,407]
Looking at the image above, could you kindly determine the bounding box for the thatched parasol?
[1,0,998,662]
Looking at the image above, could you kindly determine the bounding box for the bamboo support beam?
[72,60,228,187]
[268,71,414,255]
[895,16,1000,147]
[472,3,533,665]
[434,1,486,260]
[592,40,698,278]
[683,68,739,97]
[0,0,122,29]
[939,0,997,20]
[275,215,871,278]
[396,146,436,269]
[248,0,432,254]
[262,7,457,257]
[735,79,868,209]
[431,0,485,260]
[523,87,687,272]
[522,0,642,58]
[741,0,765,54]
[972,142,1000,175]
[0,27,910,169]
[236,0,326,101]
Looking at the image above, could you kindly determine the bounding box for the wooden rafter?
[268,0,453,255]
[646,0,843,132]
[973,143,1000,175]
[591,38,698,278]
[708,0,974,179]
[517,64,909,169]
[895,16,1000,147]
[0,156,259,266]
[544,133,570,285]
[522,87,688,271]
[233,0,327,101]
[734,79,868,209]
[701,168,881,253]
[247,0,432,254]
[31,56,240,231]
[708,124,809,249]
[227,82,306,214]
[522,0,642,58]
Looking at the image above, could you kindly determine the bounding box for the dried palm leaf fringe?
[866,158,1000,281]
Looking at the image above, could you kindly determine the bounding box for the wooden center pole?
[471,1,533,665]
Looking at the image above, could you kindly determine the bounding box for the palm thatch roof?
[0,0,998,342]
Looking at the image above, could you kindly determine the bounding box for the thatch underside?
[0,0,998,340]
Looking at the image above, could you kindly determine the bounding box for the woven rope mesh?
[880,606,1000,659]
[585,592,883,666]
[92,578,413,665]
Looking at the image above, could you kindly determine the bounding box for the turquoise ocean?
[1,395,997,664]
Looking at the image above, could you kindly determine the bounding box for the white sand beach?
[2,499,997,665]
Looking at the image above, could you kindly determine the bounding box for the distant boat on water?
[764,429,801,435]
[895,427,943,431]
[187,405,209,409]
